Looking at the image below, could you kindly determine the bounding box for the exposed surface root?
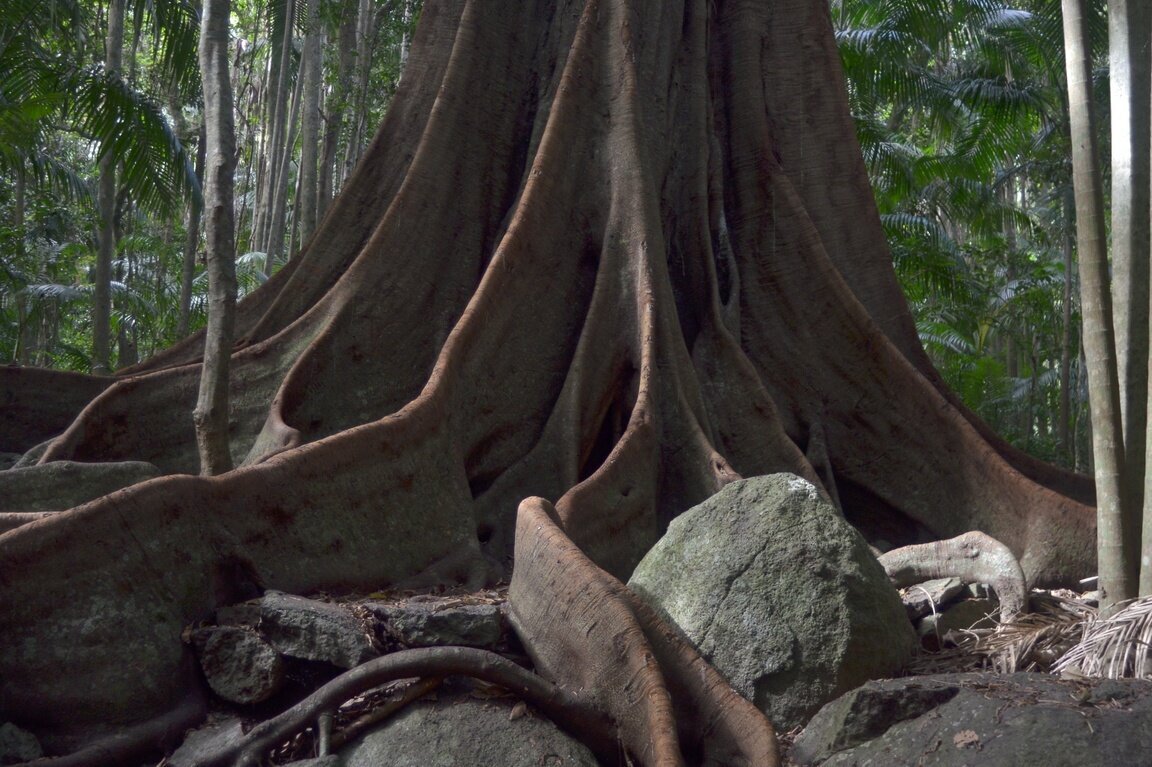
[880,532,1028,620]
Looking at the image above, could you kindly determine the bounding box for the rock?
[900,577,965,620]
[366,602,503,649]
[628,473,915,731]
[917,598,998,646]
[0,460,162,512]
[190,625,286,704]
[284,758,339,766]
[260,592,378,668]
[0,453,20,470]
[0,721,43,764]
[792,673,1152,766]
[166,717,246,767]
[335,697,599,766]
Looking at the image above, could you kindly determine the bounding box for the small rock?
[901,577,966,620]
[166,717,246,767]
[260,592,378,668]
[0,722,43,765]
[917,598,998,645]
[190,625,285,704]
[367,602,503,649]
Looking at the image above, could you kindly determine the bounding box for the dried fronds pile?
[1053,595,1152,679]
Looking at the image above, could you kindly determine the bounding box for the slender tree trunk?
[261,0,296,274]
[264,59,305,274]
[178,125,207,338]
[1109,0,1152,594]
[298,0,324,242]
[195,0,239,475]
[93,0,127,374]
[342,0,377,183]
[318,0,359,219]
[1063,0,1133,608]
[1059,190,1074,461]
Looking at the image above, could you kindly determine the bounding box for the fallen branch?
[878,531,1027,621]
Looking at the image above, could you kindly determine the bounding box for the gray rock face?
[0,721,43,764]
[628,473,915,730]
[367,602,503,649]
[792,673,1152,767]
[260,592,378,668]
[191,625,285,704]
[0,460,161,512]
[335,698,599,767]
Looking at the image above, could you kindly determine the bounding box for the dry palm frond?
[969,592,1093,673]
[1053,595,1152,679]
[905,591,1095,676]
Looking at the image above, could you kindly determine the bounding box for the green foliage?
[836,0,1098,467]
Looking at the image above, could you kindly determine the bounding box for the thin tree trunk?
[255,0,295,259]
[1109,0,1152,595]
[318,0,358,219]
[1059,190,1074,461]
[342,0,377,183]
[264,58,305,274]
[298,0,324,242]
[195,0,238,476]
[1063,0,1133,608]
[178,125,207,338]
[93,0,127,374]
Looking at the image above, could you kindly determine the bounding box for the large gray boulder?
[628,473,915,730]
[792,673,1152,766]
[335,697,599,766]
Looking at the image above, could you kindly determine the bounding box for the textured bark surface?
[0,0,1095,763]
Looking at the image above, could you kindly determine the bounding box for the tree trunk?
[1108,0,1152,595]
[317,0,359,220]
[194,0,239,476]
[0,0,1096,762]
[297,0,324,243]
[178,124,207,338]
[93,0,127,373]
[1063,0,1133,608]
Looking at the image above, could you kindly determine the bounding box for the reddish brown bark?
[0,0,1094,762]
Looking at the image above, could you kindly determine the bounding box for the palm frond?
[1054,596,1152,679]
[71,64,200,215]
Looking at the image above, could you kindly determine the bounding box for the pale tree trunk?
[93,0,127,374]
[1059,190,1074,461]
[342,0,377,183]
[195,0,238,476]
[255,0,295,262]
[318,0,359,219]
[297,0,324,243]
[1063,0,1133,608]
[1109,0,1152,594]
[264,60,305,274]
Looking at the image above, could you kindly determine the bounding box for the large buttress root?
[510,498,778,766]
[0,0,1095,760]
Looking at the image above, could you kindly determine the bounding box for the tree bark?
[0,0,1097,760]
[1108,0,1151,595]
[297,0,324,244]
[1063,0,1133,608]
[93,0,127,373]
[194,0,239,476]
